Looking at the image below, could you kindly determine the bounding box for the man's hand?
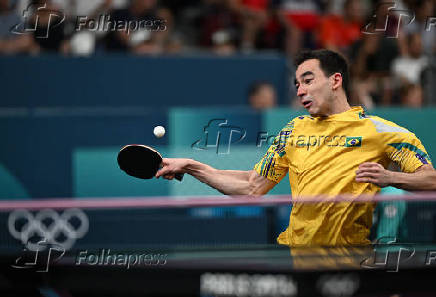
[155,158,190,180]
[355,162,393,187]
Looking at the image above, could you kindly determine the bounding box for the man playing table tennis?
[156,49,436,247]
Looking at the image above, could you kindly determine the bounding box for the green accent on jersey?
[388,142,431,163]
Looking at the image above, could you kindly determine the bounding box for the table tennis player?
[156,49,436,247]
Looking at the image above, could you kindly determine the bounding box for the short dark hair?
[294,49,350,97]
[247,81,273,98]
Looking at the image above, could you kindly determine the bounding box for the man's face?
[250,85,276,110]
[295,59,334,117]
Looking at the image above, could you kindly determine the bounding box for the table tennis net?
[1,193,436,253]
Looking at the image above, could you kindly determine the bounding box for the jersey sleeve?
[385,131,432,173]
[253,120,294,183]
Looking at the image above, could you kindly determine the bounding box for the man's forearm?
[185,159,251,195]
[157,158,275,195]
[389,168,436,191]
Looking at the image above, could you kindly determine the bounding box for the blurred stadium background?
[1,0,436,296]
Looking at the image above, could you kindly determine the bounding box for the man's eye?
[304,79,313,84]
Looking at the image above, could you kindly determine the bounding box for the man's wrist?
[183,158,197,173]
[387,171,403,187]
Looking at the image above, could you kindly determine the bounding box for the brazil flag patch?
[345,136,362,147]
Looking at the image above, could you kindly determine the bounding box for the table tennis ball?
[153,126,166,138]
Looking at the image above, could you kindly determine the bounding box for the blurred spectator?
[0,0,37,54]
[277,0,324,55]
[69,0,122,18]
[211,29,237,55]
[238,0,269,52]
[15,0,127,18]
[325,0,346,15]
[400,83,423,107]
[349,0,404,107]
[391,33,427,107]
[324,0,372,15]
[247,81,277,110]
[350,35,399,108]
[403,0,436,55]
[393,33,428,86]
[421,55,436,106]
[62,0,119,55]
[255,8,288,52]
[164,32,184,54]
[238,0,288,53]
[278,0,322,32]
[197,0,241,50]
[317,0,364,57]
[104,0,172,55]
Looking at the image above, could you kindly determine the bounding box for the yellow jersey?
[254,106,432,246]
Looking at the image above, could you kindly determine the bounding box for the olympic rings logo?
[8,208,89,251]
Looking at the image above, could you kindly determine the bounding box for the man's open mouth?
[302,99,312,109]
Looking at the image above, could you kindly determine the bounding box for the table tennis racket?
[117,144,184,181]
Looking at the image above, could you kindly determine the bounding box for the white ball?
[153,125,166,138]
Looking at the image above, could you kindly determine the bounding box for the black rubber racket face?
[117,145,162,179]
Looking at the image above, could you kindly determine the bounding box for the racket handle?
[175,173,184,181]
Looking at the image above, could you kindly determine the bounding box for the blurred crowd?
[1,0,435,107]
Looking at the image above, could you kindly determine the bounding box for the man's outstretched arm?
[155,158,277,196]
[355,162,436,191]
